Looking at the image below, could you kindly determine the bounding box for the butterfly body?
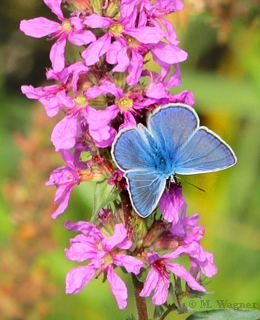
[111,103,237,218]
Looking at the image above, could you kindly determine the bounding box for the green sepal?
[92,179,119,221]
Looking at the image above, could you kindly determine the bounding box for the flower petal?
[107,266,128,310]
[51,115,77,151]
[113,254,144,274]
[126,50,143,86]
[44,0,64,21]
[125,26,165,44]
[102,223,131,252]
[82,34,111,66]
[166,262,206,292]
[66,265,96,294]
[84,14,112,28]
[140,267,159,297]
[50,38,66,72]
[68,29,96,46]
[151,275,169,305]
[151,41,188,64]
[20,18,60,38]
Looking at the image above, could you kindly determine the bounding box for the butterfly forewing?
[148,104,199,158]
[112,124,158,172]
[125,170,166,217]
[174,127,237,174]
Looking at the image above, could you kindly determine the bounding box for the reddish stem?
[131,274,149,320]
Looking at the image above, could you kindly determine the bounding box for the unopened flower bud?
[79,168,105,182]
[114,72,127,90]
[149,237,179,252]
[99,159,114,178]
[64,0,93,13]
[106,0,120,18]
[142,220,170,248]
[89,0,102,15]
[89,95,107,108]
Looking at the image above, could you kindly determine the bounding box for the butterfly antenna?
[175,176,205,192]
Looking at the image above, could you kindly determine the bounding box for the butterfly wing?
[111,124,159,172]
[112,125,167,217]
[125,169,166,218]
[148,103,199,158]
[174,127,237,175]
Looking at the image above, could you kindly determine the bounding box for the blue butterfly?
[111,103,237,218]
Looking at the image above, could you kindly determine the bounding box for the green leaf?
[153,305,165,319]
[186,309,260,320]
[92,179,119,221]
[136,267,149,283]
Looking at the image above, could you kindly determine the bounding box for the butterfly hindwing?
[125,170,166,218]
[174,127,237,174]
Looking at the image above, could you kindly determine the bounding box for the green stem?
[131,274,149,320]
[158,304,177,320]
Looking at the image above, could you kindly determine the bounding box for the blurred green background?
[1,0,260,319]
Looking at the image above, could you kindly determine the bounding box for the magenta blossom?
[145,64,182,100]
[159,185,186,223]
[170,225,218,279]
[160,186,218,279]
[140,251,206,305]
[65,223,144,309]
[97,80,156,130]
[21,61,89,117]
[20,0,95,72]
[120,0,184,23]
[46,149,80,218]
[50,82,115,150]
[82,13,171,85]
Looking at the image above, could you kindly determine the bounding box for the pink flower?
[64,220,103,239]
[171,227,218,279]
[145,64,182,100]
[108,169,127,190]
[160,186,218,279]
[82,14,166,85]
[97,81,144,130]
[21,84,65,117]
[140,251,205,305]
[159,185,186,223]
[46,149,80,218]
[151,41,188,69]
[21,61,89,117]
[51,114,78,151]
[50,83,110,150]
[20,0,95,72]
[65,223,144,309]
[82,105,118,148]
[121,0,184,23]
[91,80,158,131]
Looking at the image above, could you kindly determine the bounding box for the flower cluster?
[20,0,217,312]
[63,185,217,309]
